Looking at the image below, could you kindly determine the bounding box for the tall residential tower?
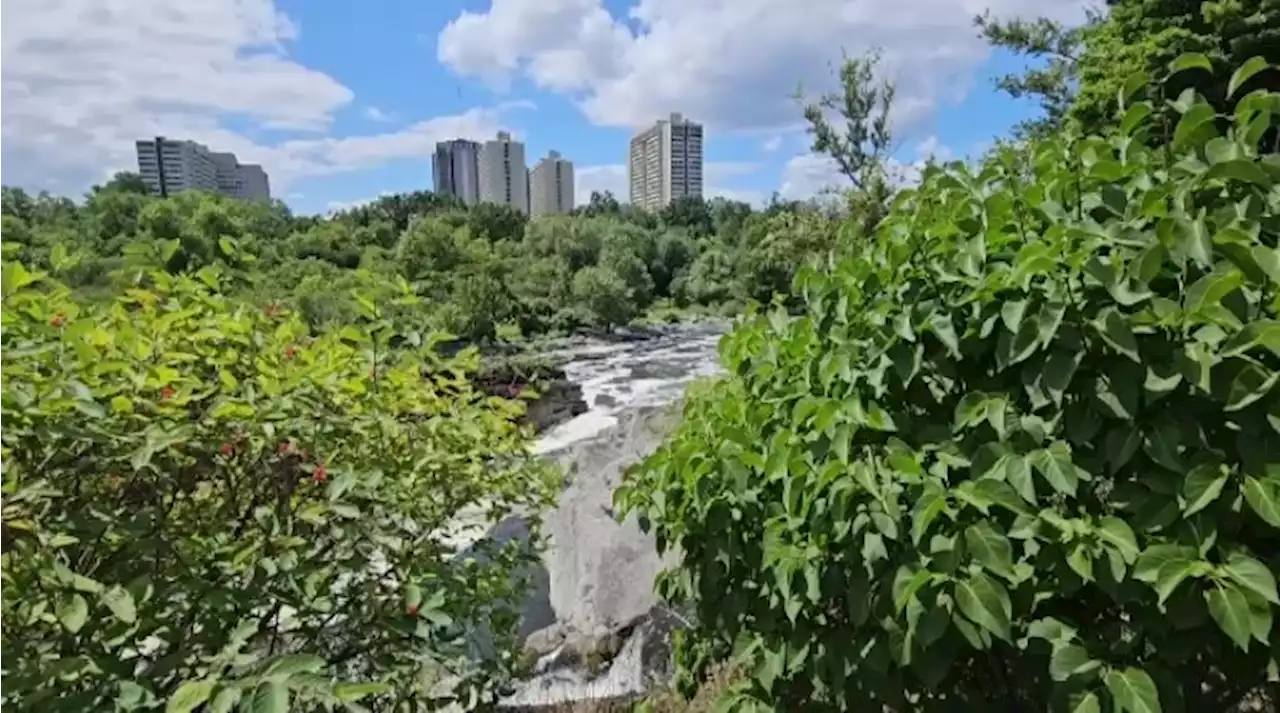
[478,131,529,214]
[529,151,575,217]
[432,139,481,205]
[628,113,703,211]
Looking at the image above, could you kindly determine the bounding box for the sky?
[1,0,1090,216]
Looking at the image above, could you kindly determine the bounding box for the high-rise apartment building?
[135,137,270,202]
[628,113,703,211]
[136,136,268,200]
[477,131,529,214]
[432,139,481,205]
[529,151,575,217]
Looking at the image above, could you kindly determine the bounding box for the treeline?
[1,174,846,343]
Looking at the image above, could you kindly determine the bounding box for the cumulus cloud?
[575,162,765,207]
[363,106,395,123]
[438,0,1089,133]
[1,0,521,195]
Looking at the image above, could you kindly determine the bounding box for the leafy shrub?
[617,58,1280,712]
[1,261,557,710]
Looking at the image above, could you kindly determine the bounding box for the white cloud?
[363,106,395,123]
[762,135,784,153]
[1,0,521,195]
[574,161,764,207]
[438,0,1089,133]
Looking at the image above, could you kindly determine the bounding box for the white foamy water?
[532,325,725,455]
[435,324,726,554]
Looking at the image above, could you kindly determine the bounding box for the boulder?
[501,404,689,709]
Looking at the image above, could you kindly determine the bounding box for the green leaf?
[1207,584,1253,651]
[101,586,137,624]
[1169,52,1213,76]
[1104,667,1162,713]
[1228,56,1271,98]
[1096,310,1141,362]
[209,688,242,713]
[1043,348,1082,406]
[1223,552,1280,605]
[1134,545,1196,584]
[1181,463,1228,516]
[964,520,1015,579]
[334,683,391,702]
[1221,321,1280,359]
[1070,692,1102,713]
[1097,516,1139,564]
[1,261,40,294]
[247,682,288,713]
[1207,157,1273,186]
[1001,299,1027,334]
[1121,103,1153,137]
[1031,445,1083,496]
[1243,476,1280,528]
[1174,103,1217,148]
[1050,644,1101,682]
[1175,215,1214,268]
[954,571,1012,641]
[264,653,324,681]
[1154,558,1200,604]
[166,680,217,713]
[57,594,88,633]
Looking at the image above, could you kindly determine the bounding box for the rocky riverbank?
[504,404,690,709]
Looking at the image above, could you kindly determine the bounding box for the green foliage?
[1,260,558,710]
[2,168,850,342]
[981,0,1280,138]
[618,59,1280,712]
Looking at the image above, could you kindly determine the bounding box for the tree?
[659,196,714,238]
[467,202,527,242]
[571,266,636,329]
[974,12,1096,139]
[92,171,150,196]
[795,50,896,235]
[980,0,1280,137]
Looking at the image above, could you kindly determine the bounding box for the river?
[533,322,727,456]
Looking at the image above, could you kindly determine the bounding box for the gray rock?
[542,405,681,637]
[498,405,688,709]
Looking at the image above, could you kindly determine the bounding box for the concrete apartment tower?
[628,113,703,211]
[432,139,481,205]
[135,137,270,201]
[478,131,529,214]
[529,151,575,217]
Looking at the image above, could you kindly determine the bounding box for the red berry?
[159,386,176,401]
[406,605,419,617]
[284,345,297,361]
[312,464,327,483]
[277,442,293,456]
[49,313,67,328]
[220,443,234,457]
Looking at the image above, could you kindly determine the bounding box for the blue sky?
[2,0,1086,215]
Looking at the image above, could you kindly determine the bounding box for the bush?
[617,58,1280,712]
[1,261,557,710]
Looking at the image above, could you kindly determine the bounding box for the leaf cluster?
[1,261,558,710]
[617,57,1280,713]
